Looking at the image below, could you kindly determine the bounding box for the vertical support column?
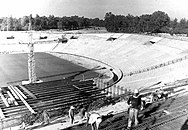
[120,87,123,95]
[112,85,116,97]
[124,88,127,95]
[99,79,102,89]
[110,86,113,97]
[117,85,120,96]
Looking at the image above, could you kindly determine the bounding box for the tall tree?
[21,16,29,30]
[139,14,151,32]
[34,14,42,30]
[150,11,170,33]
[179,18,187,28]
[7,16,14,31]
[171,18,178,29]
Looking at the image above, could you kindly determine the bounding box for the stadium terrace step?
[0,78,108,129]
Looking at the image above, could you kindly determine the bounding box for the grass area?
[0,52,98,86]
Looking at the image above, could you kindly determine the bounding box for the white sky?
[0,0,188,20]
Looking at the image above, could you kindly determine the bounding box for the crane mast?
[28,23,37,83]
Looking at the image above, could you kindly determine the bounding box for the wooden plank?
[10,85,35,114]
[7,91,18,106]
[73,85,81,90]
[19,85,37,99]
[8,86,19,100]
[0,108,5,119]
[15,86,27,99]
[0,93,9,107]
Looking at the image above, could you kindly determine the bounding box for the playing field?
[0,52,98,86]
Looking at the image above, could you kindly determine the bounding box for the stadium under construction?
[0,31,188,130]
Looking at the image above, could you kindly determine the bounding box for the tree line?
[0,14,105,31]
[1,11,188,35]
[104,11,188,35]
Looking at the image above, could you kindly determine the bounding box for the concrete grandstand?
[1,31,188,129]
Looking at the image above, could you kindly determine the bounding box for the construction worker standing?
[41,110,50,125]
[127,89,141,130]
[69,106,75,124]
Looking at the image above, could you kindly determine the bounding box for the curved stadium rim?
[7,51,123,92]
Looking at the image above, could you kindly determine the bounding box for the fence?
[94,78,131,98]
[124,55,188,77]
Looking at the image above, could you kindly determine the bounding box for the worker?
[19,121,26,130]
[41,110,50,125]
[79,105,86,120]
[157,87,168,100]
[69,106,75,124]
[127,89,142,130]
[86,112,102,130]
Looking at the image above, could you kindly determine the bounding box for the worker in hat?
[126,89,142,130]
[69,106,75,124]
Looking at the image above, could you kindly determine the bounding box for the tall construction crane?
[23,23,67,84]
[28,33,37,83]
[27,23,37,83]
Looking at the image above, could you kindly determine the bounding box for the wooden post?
[107,87,110,96]
[100,79,103,89]
[120,87,123,95]
[124,88,127,95]
[97,79,100,89]
[117,86,120,96]
[109,86,113,96]
[112,85,116,97]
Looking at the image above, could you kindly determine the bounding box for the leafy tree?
[34,14,42,30]
[1,17,8,31]
[179,18,187,29]
[21,16,29,30]
[40,16,49,30]
[150,11,170,33]
[7,16,14,31]
[139,14,151,32]
[170,18,178,29]
[0,14,105,31]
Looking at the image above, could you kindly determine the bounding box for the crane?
[27,23,37,83]
[23,23,67,84]
[28,32,37,83]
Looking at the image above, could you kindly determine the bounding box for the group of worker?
[19,88,163,130]
[68,89,142,130]
[68,105,102,130]
[69,88,165,130]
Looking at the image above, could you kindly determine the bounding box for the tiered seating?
[0,79,107,119]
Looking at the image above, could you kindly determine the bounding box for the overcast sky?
[0,0,188,20]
